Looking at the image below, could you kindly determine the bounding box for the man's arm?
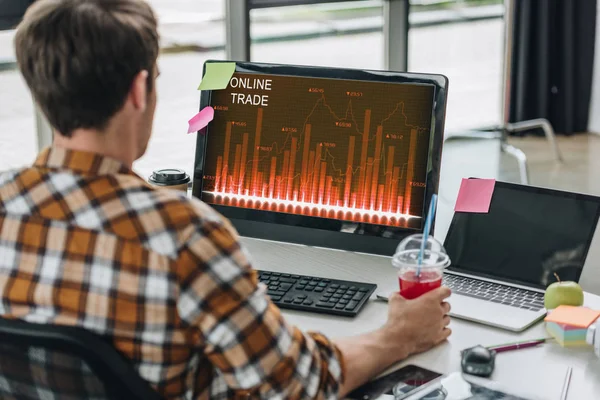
[176,210,450,398]
[334,329,401,397]
[176,216,344,398]
[335,291,452,398]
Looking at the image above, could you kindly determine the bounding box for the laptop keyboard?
[443,274,545,311]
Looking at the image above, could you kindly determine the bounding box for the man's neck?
[52,128,136,168]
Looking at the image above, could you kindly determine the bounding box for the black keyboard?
[257,270,377,317]
[443,274,545,311]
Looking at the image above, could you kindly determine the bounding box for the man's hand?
[383,287,452,359]
[335,287,452,397]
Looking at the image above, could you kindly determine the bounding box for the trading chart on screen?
[202,72,434,228]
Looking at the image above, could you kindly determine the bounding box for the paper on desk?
[198,62,236,90]
[454,178,496,213]
[439,373,474,400]
[187,106,214,134]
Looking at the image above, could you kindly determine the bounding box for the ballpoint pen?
[487,338,550,353]
[560,367,572,400]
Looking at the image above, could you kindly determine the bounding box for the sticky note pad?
[198,62,236,90]
[544,306,600,329]
[546,322,589,347]
[454,178,496,213]
[187,106,214,134]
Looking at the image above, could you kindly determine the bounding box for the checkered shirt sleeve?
[176,210,345,399]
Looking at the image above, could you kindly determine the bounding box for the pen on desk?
[375,294,389,303]
[487,337,550,353]
[560,367,572,400]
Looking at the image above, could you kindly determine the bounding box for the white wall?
[589,1,600,133]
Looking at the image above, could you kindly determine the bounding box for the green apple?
[544,273,584,310]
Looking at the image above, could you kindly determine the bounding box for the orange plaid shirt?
[0,147,344,399]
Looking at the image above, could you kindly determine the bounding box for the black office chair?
[0,317,162,400]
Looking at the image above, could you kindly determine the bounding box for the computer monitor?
[192,61,448,255]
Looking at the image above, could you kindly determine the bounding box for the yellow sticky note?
[544,306,600,328]
[198,62,236,90]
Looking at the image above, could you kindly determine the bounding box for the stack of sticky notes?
[545,306,600,347]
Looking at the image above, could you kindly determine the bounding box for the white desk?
[243,237,600,400]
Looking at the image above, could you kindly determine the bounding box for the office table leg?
[501,142,530,185]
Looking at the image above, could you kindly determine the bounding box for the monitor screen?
[444,181,600,289]
[202,72,434,229]
[193,62,448,255]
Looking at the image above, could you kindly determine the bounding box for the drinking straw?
[417,194,437,277]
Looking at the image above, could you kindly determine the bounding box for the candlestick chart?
[202,73,435,228]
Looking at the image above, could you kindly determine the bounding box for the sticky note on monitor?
[198,62,236,90]
[454,178,496,213]
[187,106,214,134]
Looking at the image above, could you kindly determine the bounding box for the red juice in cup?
[392,234,450,299]
[398,270,443,300]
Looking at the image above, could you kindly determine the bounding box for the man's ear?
[130,70,149,111]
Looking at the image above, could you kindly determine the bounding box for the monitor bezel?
[192,61,449,256]
[444,179,600,290]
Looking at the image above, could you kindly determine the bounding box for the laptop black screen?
[444,181,600,289]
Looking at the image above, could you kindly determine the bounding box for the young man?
[0,0,451,398]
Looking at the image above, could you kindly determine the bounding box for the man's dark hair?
[15,0,159,137]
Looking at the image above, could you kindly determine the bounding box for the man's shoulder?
[0,168,22,180]
[99,174,230,257]
[134,182,225,228]
[0,167,33,212]
[0,168,24,189]
[0,166,229,259]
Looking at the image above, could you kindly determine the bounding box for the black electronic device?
[445,180,600,289]
[257,270,376,317]
[347,364,443,399]
[192,61,448,256]
[439,179,600,332]
[461,345,496,377]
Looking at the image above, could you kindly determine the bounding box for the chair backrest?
[0,318,162,400]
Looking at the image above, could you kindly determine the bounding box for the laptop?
[443,179,600,332]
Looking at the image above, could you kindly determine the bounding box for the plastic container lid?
[148,169,190,186]
[392,234,450,269]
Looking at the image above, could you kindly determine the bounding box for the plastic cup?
[392,234,450,299]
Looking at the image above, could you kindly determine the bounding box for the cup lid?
[392,233,450,269]
[392,248,450,269]
[148,169,190,186]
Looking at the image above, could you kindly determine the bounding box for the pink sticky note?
[187,106,214,134]
[454,178,496,213]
